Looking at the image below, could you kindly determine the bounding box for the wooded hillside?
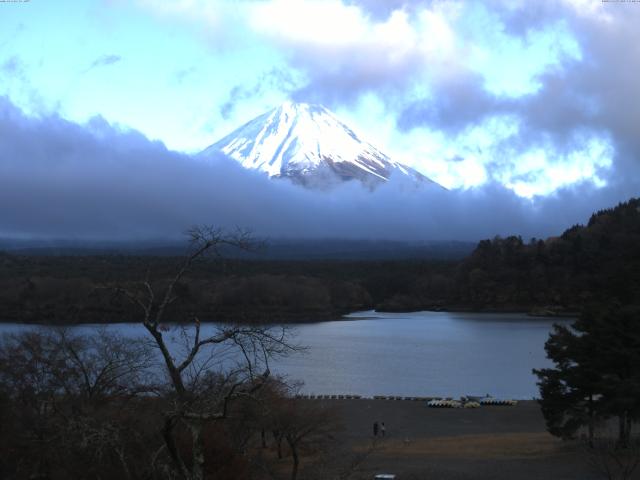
[1,198,638,323]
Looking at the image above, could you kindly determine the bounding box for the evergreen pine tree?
[534,305,640,446]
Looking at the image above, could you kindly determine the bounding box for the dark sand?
[307,399,607,480]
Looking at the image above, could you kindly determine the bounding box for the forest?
[1,198,638,325]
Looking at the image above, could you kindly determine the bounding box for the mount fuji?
[200,102,436,189]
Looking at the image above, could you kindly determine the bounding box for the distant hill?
[451,197,640,313]
[0,238,474,261]
[1,198,638,324]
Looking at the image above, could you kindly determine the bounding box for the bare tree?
[0,328,156,480]
[262,384,340,480]
[282,403,339,480]
[112,226,297,480]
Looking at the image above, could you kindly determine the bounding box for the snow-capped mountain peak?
[200,101,434,188]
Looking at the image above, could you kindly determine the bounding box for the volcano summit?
[201,102,435,189]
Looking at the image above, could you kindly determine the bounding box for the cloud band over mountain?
[0,96,636,243]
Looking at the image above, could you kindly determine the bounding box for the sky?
[0,0,639,241]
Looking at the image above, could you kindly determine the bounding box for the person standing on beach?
[381,422,386,437]
[373,421,379,437]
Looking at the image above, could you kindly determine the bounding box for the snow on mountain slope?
[200,101,435,188]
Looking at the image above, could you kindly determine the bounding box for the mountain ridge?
[200,101,436,188]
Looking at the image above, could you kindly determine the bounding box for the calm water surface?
[0,311,572,399]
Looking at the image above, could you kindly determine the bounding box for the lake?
[0,310,572,399]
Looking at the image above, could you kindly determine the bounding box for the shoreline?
[377,304,579,318]
[0,305,578,326]
[318,398,591,480]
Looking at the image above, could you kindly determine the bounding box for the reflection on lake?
[0,310,572,399]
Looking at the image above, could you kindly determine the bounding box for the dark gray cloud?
[0,96,635,243]
[515,6,640,184]
[396,4,639,194]
[396,72,511,133]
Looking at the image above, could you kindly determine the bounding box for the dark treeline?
[456,197,640,313]
[0,238,475,261]
[1,197,639,324]
[0,254,456,324]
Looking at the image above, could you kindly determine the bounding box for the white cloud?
[124,0,633,199]
[135,0,222,25]
[246,0,463,84]
[248,0,371,47]
[468,20,582,97]
[131,1,589,109]
[560,0,614,22]
[383,114,613,198]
